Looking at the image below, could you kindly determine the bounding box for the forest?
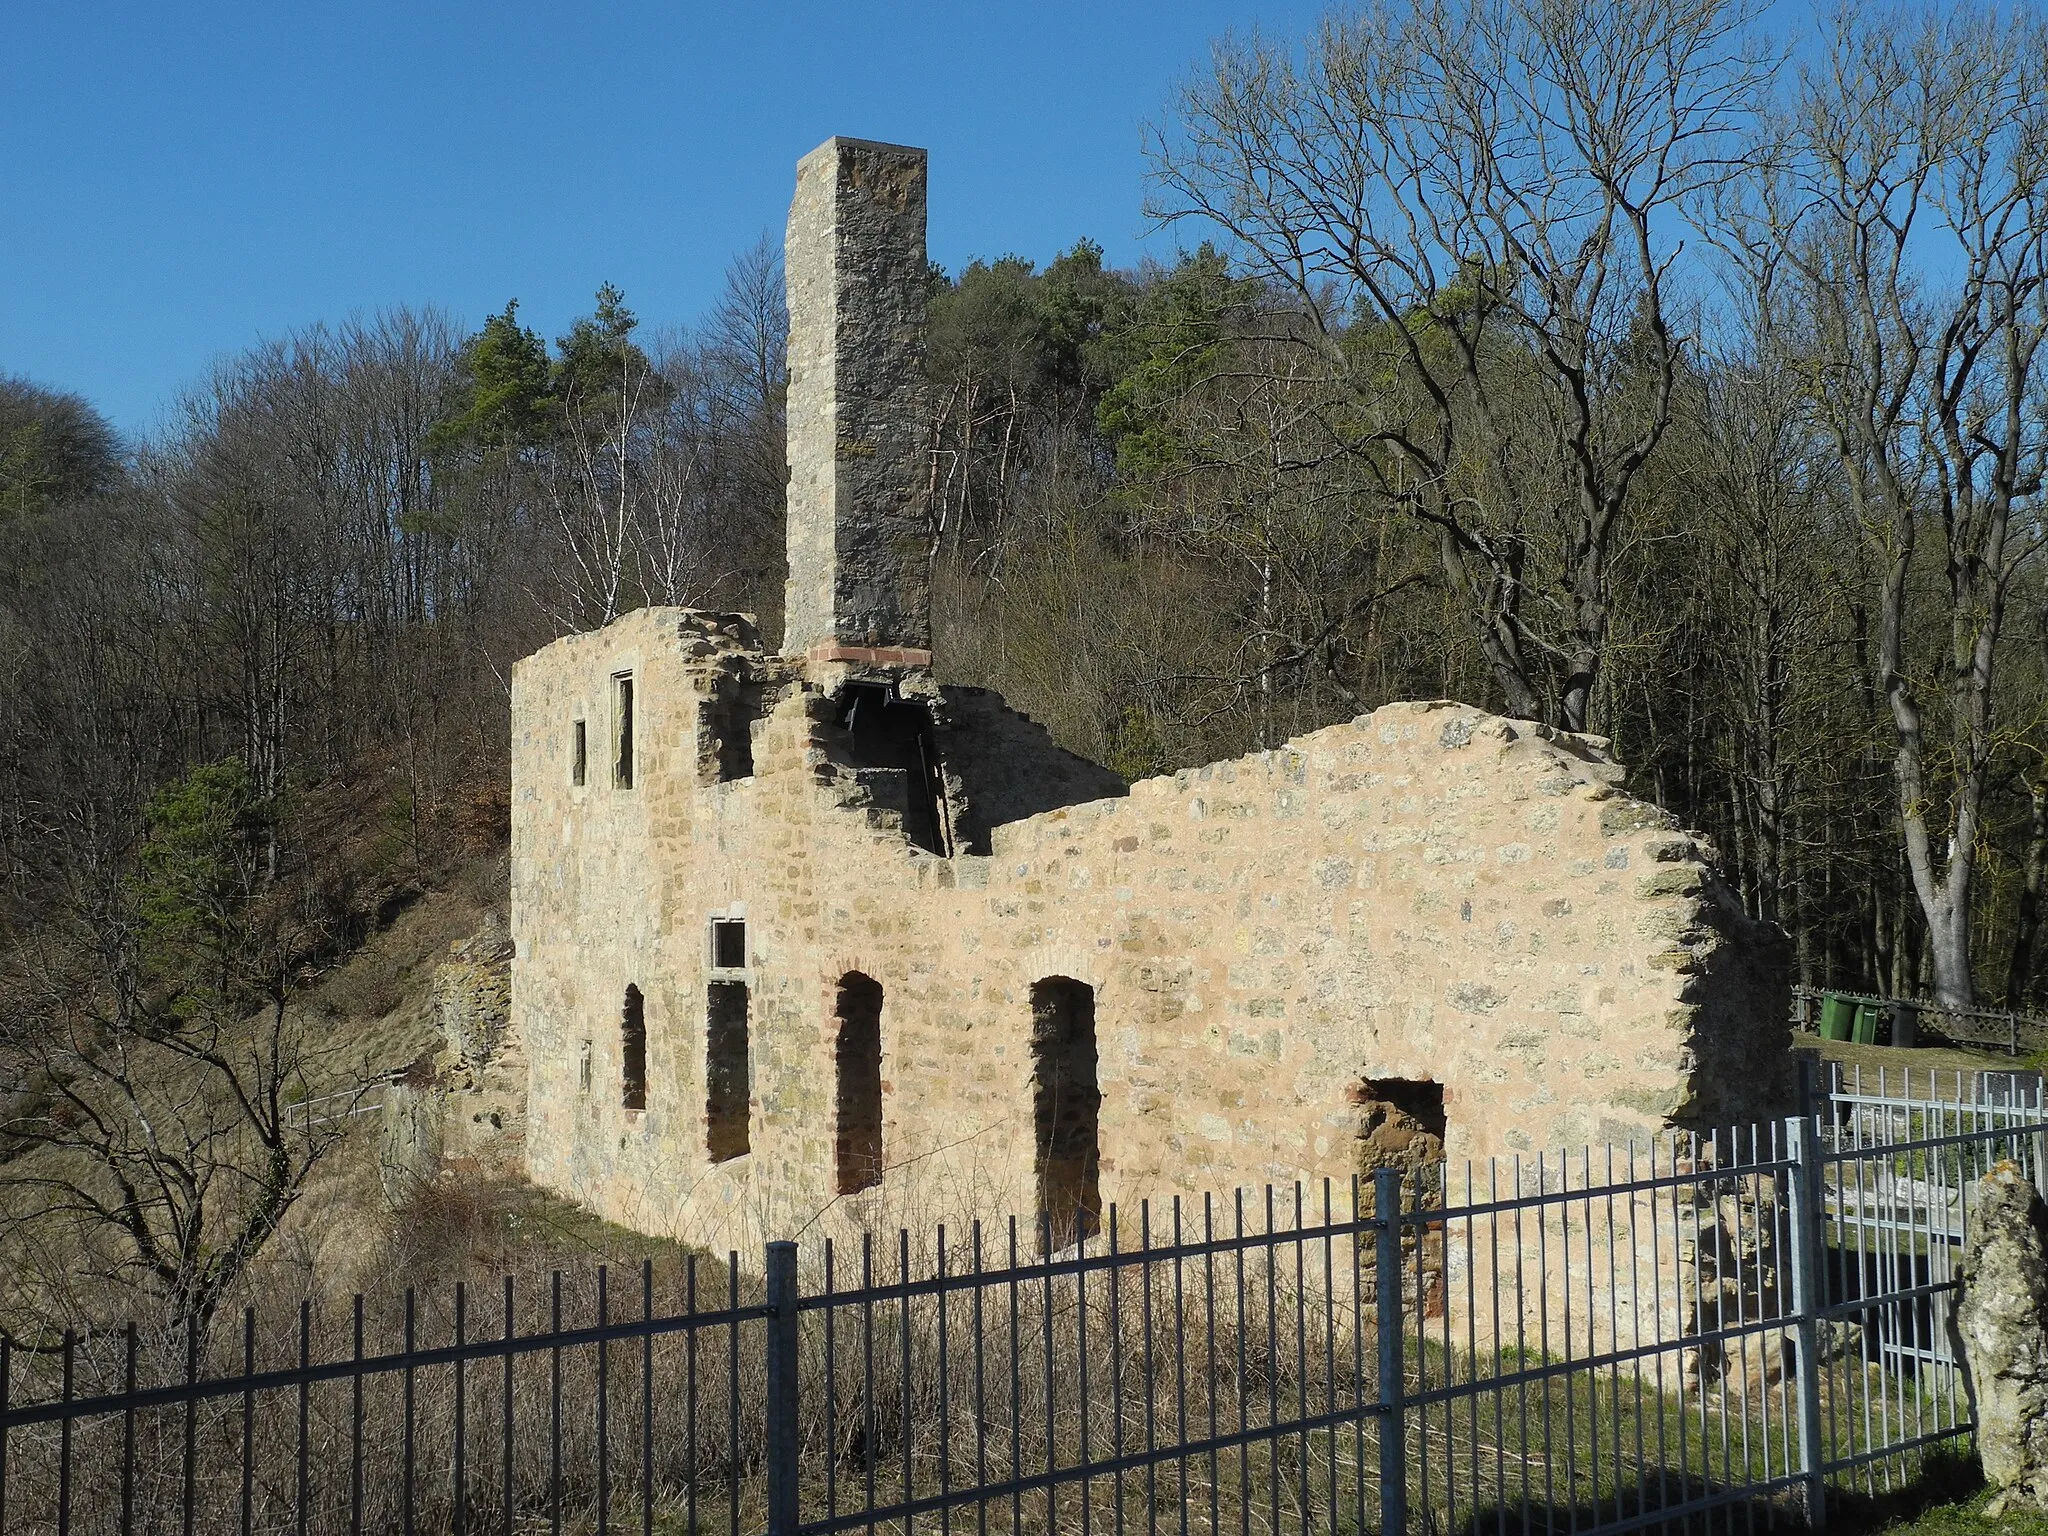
[3,0,2048,1128]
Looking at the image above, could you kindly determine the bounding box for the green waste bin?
[1890,1001,1920,1049]
[1852,1002,1881,1045]
[1819,993,1856,1041]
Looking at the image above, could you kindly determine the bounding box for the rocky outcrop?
[1953,1160,2048,1512]
[437,913,514,1071]
[375,919,526,1206]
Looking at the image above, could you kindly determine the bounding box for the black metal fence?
[5,1089,2039,1536]
[0,1259,771,1536]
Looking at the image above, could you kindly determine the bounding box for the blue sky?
[1,1,1328,440]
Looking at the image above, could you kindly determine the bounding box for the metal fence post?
[1374,1169,1406,1536]
[2026,1074,2048,1189]
[1785,1117,1827,1530]
[766,1241,799,1536]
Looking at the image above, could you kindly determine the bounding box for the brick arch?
[1009,944,1108,1003]
[813,952,892,1040]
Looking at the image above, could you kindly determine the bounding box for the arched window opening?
[834,973,885,1195]
[1029,977,1101,1252]
[620,985,647,1111]
[706,980,751,1161]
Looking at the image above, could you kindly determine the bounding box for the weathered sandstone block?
[1954,1161,2048,1512]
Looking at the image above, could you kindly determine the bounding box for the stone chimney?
[782,137,933,666]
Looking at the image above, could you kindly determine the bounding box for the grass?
[1826,1453,2009,1535]
[1851,1485,2048,1536]
[1805,1032,2041,1084]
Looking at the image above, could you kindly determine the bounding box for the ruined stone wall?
[509,612,1794,1259]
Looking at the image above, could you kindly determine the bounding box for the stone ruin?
[505,136,1796,1263]
[378,914,524,1203]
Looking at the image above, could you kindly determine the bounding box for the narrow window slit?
[620,984,646,1111]
[834,973,884,1194]
[613,672,635,788]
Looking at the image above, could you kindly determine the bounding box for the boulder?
[1953,1160,2048,1512]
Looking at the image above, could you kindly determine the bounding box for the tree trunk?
[2006,781,2048,1007]
[1923,885,1975,1008]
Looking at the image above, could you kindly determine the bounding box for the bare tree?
[1150,0,1767,731]
[1734,7,2048,1006]
[2,876,356,1351]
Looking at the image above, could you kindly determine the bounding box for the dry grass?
[3,1198,1961,1536]
[0,857,506,1334]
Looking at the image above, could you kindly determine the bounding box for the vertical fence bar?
[296,1302,310,1536]
[1375,1168,1405,1536]
[183,1322,198,1536]
[550,1272,563,1536]
[241,1309,255,1536]
[0,1334,10,1536]
[57,1331,73,1536]
[641,1261,654,1536]
[351,1296,365,1536]
[766,1241,800,1536]
[503,1277,516,1536]
[598,1266,611,1536]
[727,1255,742,1536]
[455,1282,468,1536]
[405,1288,418,1536]
[124,1322,138,1536]
[1786,1116,1827,1531]
[686,1258,699,1536]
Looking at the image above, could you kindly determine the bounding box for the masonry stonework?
[508,138,1794,1262]
[783,137,932,662]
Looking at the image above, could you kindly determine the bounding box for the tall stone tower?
[782,137,932,664]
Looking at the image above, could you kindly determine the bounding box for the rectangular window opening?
[834,973,885,1195]
[705,980,751,1162]
[572,719,587,787]
[1030,977,1101,1253]
[711,918,747,971]
[613,673,635,788]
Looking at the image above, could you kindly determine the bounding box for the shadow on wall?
[937,688,1128,854]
